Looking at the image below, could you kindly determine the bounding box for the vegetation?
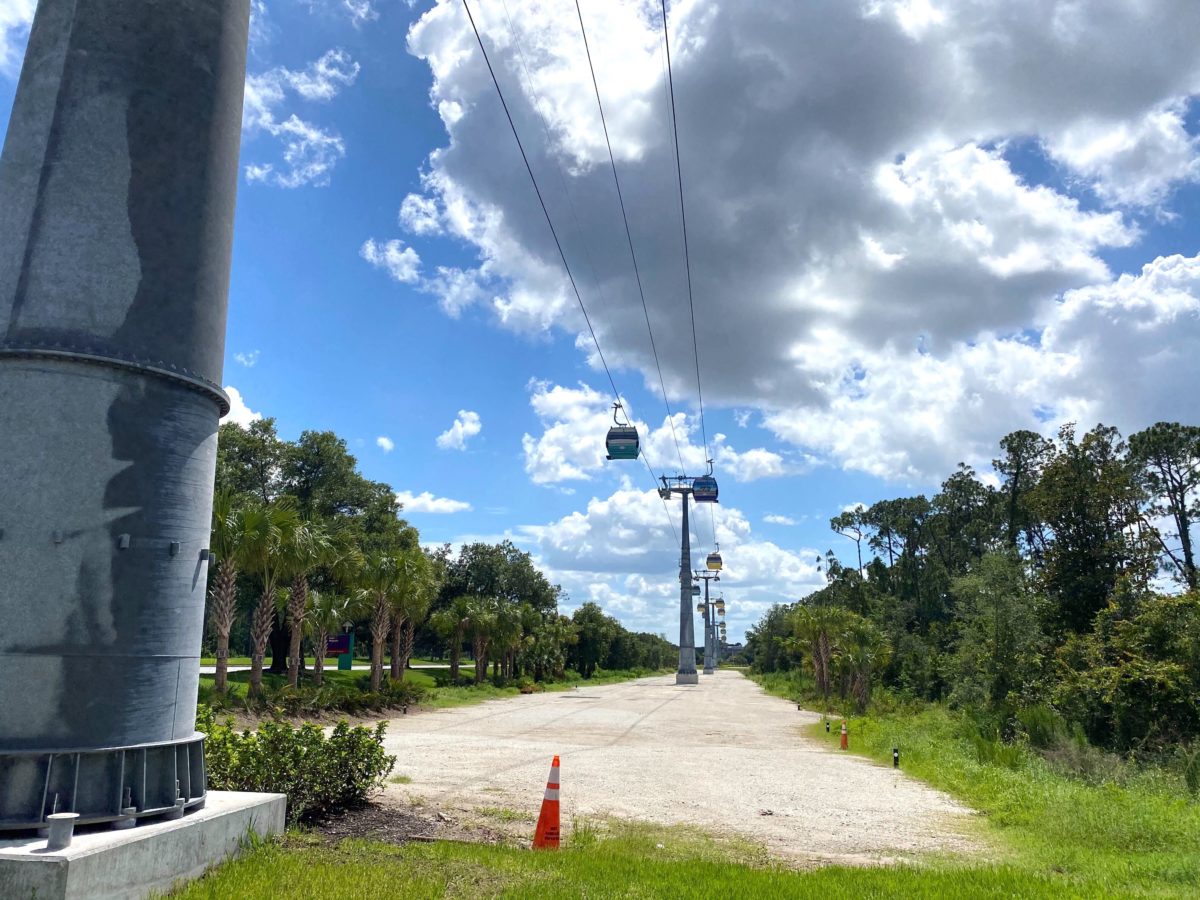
[206,420,675,715]
[746,421,1200,755]
[173,818,1153,899]
[199,705,394,825]
[753,674,1200,897]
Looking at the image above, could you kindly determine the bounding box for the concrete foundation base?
[0,791,285,900]
[676,672,699,685]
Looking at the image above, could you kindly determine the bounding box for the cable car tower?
[659,461,719,685]
[694,569,720,674]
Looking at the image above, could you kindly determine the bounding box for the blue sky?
[3,0,1199,642]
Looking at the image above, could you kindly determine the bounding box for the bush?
[202,676,425,717]
[1016,704,1067,750]
[198,705,395,824]
[1185,748,1200,798]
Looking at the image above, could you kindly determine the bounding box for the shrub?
[198,705,395,824]
[1017,704,1067,750]
[1185,748,1200,798]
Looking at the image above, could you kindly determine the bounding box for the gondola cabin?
[691,584,701,597]
[706,551,723,571]
[692,475,718,503]
[605,424,639,460]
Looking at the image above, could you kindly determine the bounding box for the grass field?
[198,666,668,712]
[173,820,1130,899]
[197,657,451,667]
[753,671,1200,898]
[180,668,1200,898]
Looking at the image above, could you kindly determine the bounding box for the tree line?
[207,419,674,698]
[744,421,1200,751]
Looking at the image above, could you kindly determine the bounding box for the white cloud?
[1046,101,1200,207]
[396,490,472,514]
[521,380,794,485]
[0,0,33,74]
[764,514,797,526]
[243,49,358,188]
[302,0,379,27]
[221,386,263,427]
[436,409,482,450]
[519,484,824,640]
[376,436,395,452]
[361,238,422,283]
[400,193,443,234]
[403,0,1200,482]
[235,350,260,368]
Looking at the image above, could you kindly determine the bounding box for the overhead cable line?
[660,0,719,553]
[574,0,687,478]
[660,0,710,464]
[462,0,679,544]
[462,0,620,402]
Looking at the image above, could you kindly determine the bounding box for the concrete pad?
[0,791,285,900]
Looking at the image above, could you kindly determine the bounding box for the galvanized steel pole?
[0,0,250,830]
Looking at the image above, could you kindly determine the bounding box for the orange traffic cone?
[840,720,848,750]
[532,755,561,850]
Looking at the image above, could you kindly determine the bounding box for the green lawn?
[181,669,1200,897]
[753,672,1200,898]
[198,657,453,668]
[173,822,1120,899]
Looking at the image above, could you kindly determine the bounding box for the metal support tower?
[694,571,720,674]
[0,0,251,830]
[660,477,698,684]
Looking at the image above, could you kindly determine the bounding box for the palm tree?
[358,552,401,692]
[278,518,333,688]
[387,549,425,680]
[791,605,853,705]
[309,590,361,687]
[465,596,498,684]
[208,489,244,695]
[239,500,300,698]
[430,595,473,683]
[390,549,439,682]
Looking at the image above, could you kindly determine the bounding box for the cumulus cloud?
[235,350,260,368]
[521,380,796,485]
[0,0,33,74]
[301,0,379,27]
[221,386,263,427]
[1046,101,1200,207]
[764,514,797,526]
[403,0,1200,482]
[396,490,472,514]
[361,238,422,283]
[437,409,482,450]
[377,435,395,452]
[400,193,443,234]
[243,49,359,187]
[520,484,824,640]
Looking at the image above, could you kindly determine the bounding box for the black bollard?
[893,747,900,768]
[825,720,830,733]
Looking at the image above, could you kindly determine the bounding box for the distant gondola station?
[605,402,640,460]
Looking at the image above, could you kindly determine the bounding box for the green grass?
[750,671,1200,897]
[173,821,1116,899]
[199,656,454,668]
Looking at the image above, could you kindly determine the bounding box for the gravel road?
[379,671,980,865]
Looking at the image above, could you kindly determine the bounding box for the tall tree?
[1034,425,1150,633]
[359,552,400,692]
[238,501,299,697]
[278,519,333,688]
[994,430,1056,554]
[431,596,473,682]
[1130,422,1200,590]
[207,489,244,695]
[216,419,285,503]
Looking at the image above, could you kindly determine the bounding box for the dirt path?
[378,671,981,865]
